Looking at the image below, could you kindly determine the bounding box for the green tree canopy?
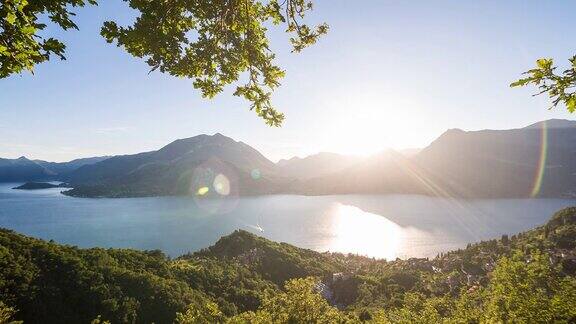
[176,277,356,324]
[0,0,97,78]
[485,251,576,323]
[0,0,327,126]
[0,301,22,324]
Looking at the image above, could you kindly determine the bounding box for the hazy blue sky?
[1,0,575,162]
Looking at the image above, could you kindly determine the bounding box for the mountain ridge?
[63,133,289,197]
[5,119,576,198]
[276,152,361,180]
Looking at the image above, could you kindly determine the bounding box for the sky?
[1,0,575,162]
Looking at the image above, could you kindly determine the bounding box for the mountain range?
[0,156,109,183]
[3,119,576,198]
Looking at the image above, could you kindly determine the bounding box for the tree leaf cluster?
[512,56,576,112]
[1,0,327,126]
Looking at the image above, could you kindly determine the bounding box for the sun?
[317,89,429,156]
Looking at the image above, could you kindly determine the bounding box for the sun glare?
[317,89,431,156]
[330,203,402,260]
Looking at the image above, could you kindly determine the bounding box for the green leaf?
[510,78,531,88]
[22,26,36,35]
[567,97,576,113]
[536,58,553,69]
[6,13,17,25]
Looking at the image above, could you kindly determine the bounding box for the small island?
[13,182,70,190]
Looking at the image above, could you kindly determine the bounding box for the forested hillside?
[1,208,576,323]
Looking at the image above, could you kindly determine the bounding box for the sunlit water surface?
[1,183,574,259]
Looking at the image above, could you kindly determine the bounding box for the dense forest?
[1,208,576,323]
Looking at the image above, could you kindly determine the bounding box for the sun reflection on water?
[330,204,402,260]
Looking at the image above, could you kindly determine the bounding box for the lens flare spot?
[213,174,230,196]
[191,158,240,214]
[251,169,261,180]
[196,186,210,196]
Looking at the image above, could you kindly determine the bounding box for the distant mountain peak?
[446,128,466,134]
[276,156,300,167]
[276,152,361,180]
[183,132,234,142]
[63,132,278,196]
[159,133,236,153]
[525,119,576,129]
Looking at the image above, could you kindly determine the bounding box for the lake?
[0,183,574,260]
